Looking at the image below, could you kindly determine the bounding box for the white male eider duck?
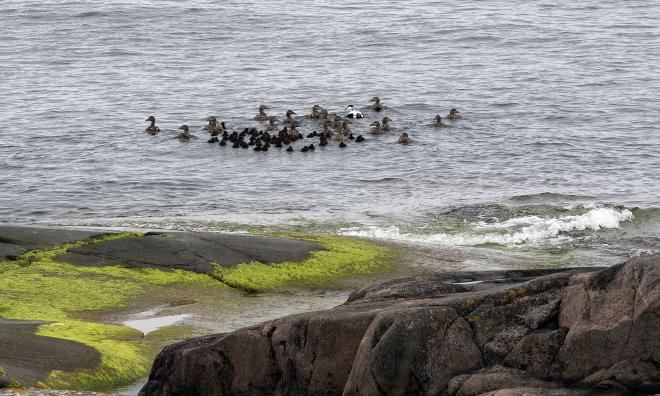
[344,105,364,119]
[144,116,160,134]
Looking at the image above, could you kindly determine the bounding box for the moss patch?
[214,234,393,293]
[0,233,227,391]
[0,231,394,391]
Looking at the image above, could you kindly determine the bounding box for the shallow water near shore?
[1,1,659,266]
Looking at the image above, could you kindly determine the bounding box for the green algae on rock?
[0,231,395,391]
[0,232,228,391]
[213,234,394,293]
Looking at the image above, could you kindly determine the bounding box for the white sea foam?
[339,207,634,247]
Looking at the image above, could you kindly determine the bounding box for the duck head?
[450,108,460,115]
[370,121,381,128]
[145,116,156,124]
[382,117,392,125]
[345,105,356,112]
[268,116,279,125]
[435,114,442,122]
[286,110,296,119]
[369,96,381,105]
[259,104,269,114]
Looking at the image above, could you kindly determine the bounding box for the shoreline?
[0,225,395,392]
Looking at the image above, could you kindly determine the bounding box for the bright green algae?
[0,232,393,390]
[214,233,394,292]
[0,233,227,390]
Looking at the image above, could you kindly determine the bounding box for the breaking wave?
[339,206,635,248]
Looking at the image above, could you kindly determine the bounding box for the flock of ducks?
[144,97,461,151]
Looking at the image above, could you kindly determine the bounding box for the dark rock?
[140,255,660,396]
[58,232,320,274]
[0,225,106,261]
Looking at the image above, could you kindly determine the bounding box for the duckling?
[301,146,309,153]
[348,133,355,140]
[207,136,219,143]
[284,110,297,125]
[344,105,364,119]
[370,121,386,134]
[322,119,334,137]
[177,125,193,140]
[448,108,461,121]
[368,96,384,112]
[339,141,347,148]
[255,105,270,121]
[219,139,227,146]
[398,132,412,145]
[310,104,322,119]
[319,137,328,147]
[356,135,366,143]
[144,116,160,134]
[434,115,448,128]
[286,146,294,152]
[381,117,393,131]
[308,144,315,151]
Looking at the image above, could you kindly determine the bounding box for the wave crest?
[339,207,634,247]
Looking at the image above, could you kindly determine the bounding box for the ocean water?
[1,0,659,266]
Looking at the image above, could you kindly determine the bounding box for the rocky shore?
[141,254,660,395]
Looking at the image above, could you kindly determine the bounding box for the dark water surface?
[1,0,659,264]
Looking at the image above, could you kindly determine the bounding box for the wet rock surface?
[58,232,320,274]
[0,226,104,260]
[140,254,660,395]
[0,319,101,385]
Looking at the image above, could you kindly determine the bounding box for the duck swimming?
[255,105,270,121]
[381,117,393,131]
[434,115,447,127]
[204,116,223,136]
[310,105,322,119]
[344,105,364,119]
[284,110,297,125]
[398,132,412,145]
[177,125,193,140]
[265,116,279,131]
[448,108,461,121]
[370,121,386,134]
[144,116,160,134]
[368,96,384,112]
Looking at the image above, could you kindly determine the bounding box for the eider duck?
[319,108,329,122]
[381,117,393,131]
[265,116,279,131]
[286,146,293,152]
[310,105,322,119]
[344,105,364,119]
[370,121,386,134]
[356,135,365,143]
[284,110,297,125]
[255,105,270,121]
[434,115,447,127]
[368,96,384,112]
[339,141,347,148]
[398,132,412,145]
[144,116,160,134]
[448,108,461,121]
[177,125,193,140]
[204,116,223,136]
